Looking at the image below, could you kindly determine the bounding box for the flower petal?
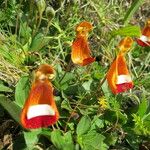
[21,80,59,129]
[136,20,150,47]
[71,36,94,66]
[107,54,133,94]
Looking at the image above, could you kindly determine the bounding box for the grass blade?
[123,0,144,25]
[0,95,21,124]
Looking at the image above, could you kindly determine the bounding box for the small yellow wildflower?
[98,96,108,110]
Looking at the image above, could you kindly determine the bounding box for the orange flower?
[106,37,134,94]
[136,19,150,46]
[71,21,95,66]
[21,64,59,129]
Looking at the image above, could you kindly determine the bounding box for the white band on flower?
[139,35,149,42]
[117,75,132,84]
[27,104,55,119]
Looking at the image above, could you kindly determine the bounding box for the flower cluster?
[21,19,150,129]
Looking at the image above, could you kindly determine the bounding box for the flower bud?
[46,6,55,21]
[35,0,46,15]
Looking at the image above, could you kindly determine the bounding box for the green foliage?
[76,116,91,136]
[51,130,74,150]
[123,0,145,25]
[0,95,21,124]
[15,76,30,107]
[0,0,149,149]
[111,25,141,37]
[0,83,12,92]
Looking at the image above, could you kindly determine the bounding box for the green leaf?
[0,84,12,92]
[15,76,30,107]
[123,0,145,25]
[137,97,148,118]
[60,72,75,85]
[0,95,21,124]
[51,130,64,149]
[101,81,111,98]
[82,79,93,91]
[61,99,72,111]
[60,72,75,90]
[29,33,50,51]
[76,116,91,136]
[111,26,141,37]
[91,116,104,130]
[19,22,31,41]
[23,131,40,149]
[79,130,108,150]
[51,130,74,150]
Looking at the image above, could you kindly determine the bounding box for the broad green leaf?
[15,76,30,107]
[91,116,104,130]
[101,81,111,98]
[60,72,75,90]
[0,84,12,92]
[63,131,75,150]
[76,116,91,136]
[60,72,75,85]
[29,33,50,51]
[0,95,21,124]
[51,130,74,150]
[51,130,64,149]
[79,130,108,150]
[123,0,145,25]
[23,131,40,149]
[82,79,93,91]
[137,97,147,118]
[111,26,141,37]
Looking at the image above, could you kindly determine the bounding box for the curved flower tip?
[21,65,59,129]
[76,21,93,37]
[118,37,133,54]
[106,54,133,94]
[35,64,55,81]
[136,19,150,47]
[71,21,95,66]
[37,64,54,75]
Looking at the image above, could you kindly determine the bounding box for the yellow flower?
[98,97,108,110]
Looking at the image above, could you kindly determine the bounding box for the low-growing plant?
[0,0,150,150]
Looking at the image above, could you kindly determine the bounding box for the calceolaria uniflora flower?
[136,19,150,47]
[21,64,59,129]
[71,21,95,66]
[106,37,134,94]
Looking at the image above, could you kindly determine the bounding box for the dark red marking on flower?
[82,57,95,66]
[136,39,150,47]
[116,82,133,93]
[24,115,57,129]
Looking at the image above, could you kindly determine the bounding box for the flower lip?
[36,64,54,75]
[76,21,93,33]
[35,64,55,81]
